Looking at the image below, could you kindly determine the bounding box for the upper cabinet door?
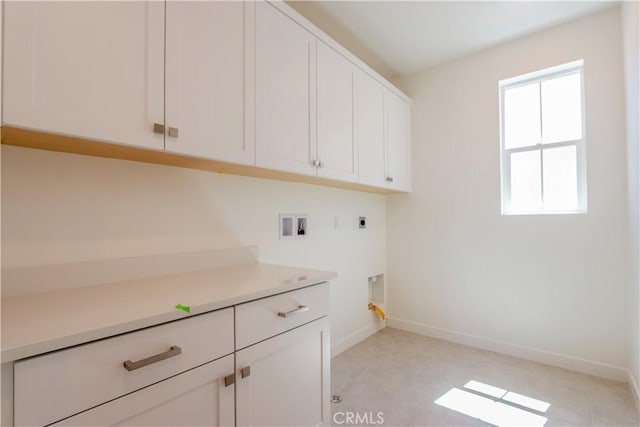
[385,91,412,192]
[3,1,164,150]
[165,1,253,165]
[356,71,387,188]
[316,42,357,182]
[255,2,317,176]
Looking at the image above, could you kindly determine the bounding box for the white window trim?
[499,60,588,215]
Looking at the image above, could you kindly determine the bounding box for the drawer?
[235,282,329,349]
[14,308,233,427]
[50,355,235,427]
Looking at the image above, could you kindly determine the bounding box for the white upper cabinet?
[316,41,357,182]
[3,1,165,150]
[2,0,411,192]
[356,71,411,191]
[356,70,387,188]
[385,90,412,192]
[165,1,253,165]
[255,2,317,176]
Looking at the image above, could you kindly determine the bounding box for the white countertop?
[1,262,336,363]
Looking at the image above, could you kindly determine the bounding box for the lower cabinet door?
[51,355,235,427]
[236,317,331,427]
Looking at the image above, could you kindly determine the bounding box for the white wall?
[622,0,640,403]
[286,1,395,79]
[1,145,386,355]
[388,8,631,380]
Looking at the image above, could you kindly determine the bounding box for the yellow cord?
[368,303,386,320]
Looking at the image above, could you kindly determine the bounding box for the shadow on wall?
[1,144,389,347]
[1,145,244,266]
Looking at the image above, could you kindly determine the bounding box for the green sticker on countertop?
[175,304,191,313]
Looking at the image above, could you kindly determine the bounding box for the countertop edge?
[1,270,337,364]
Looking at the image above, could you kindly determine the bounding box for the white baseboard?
[331,323,382,358]
[628,369,640,417]
[388,317,629,382]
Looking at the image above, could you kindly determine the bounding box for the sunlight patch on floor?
[434,380,550,427]
[503,391,550,412]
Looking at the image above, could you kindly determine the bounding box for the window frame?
[499,60,588,215]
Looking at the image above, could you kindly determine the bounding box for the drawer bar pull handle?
[123,345,182,371]
[277,305,309,318]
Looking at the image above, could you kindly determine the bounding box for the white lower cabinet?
[51,355,235,427]
[236,317,330,427]
[14,309,235,427]
[12,283,330,427]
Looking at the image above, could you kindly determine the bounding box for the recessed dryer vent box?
[368,274,385,304]
[279,214,308,239]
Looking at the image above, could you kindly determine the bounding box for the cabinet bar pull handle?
[224,373,236,387]
[123,345,182,371]
[241,366,251,378]
[385,176,394,182]
[153,123,165,134]
[277,305,309,318]
[168,127,179,138]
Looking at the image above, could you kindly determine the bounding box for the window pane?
[510,150,541,212]
[543,145,578,211]
[541,73,582,144]
[504,82,540,149]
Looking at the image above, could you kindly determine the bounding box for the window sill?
[501,209,588,216]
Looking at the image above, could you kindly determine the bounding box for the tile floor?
[330,328,639,427]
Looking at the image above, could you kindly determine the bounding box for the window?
[499,60,587,215]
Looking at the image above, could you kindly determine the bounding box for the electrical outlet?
[359,217,367,229]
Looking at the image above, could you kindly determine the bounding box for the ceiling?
[287,1,619,78]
